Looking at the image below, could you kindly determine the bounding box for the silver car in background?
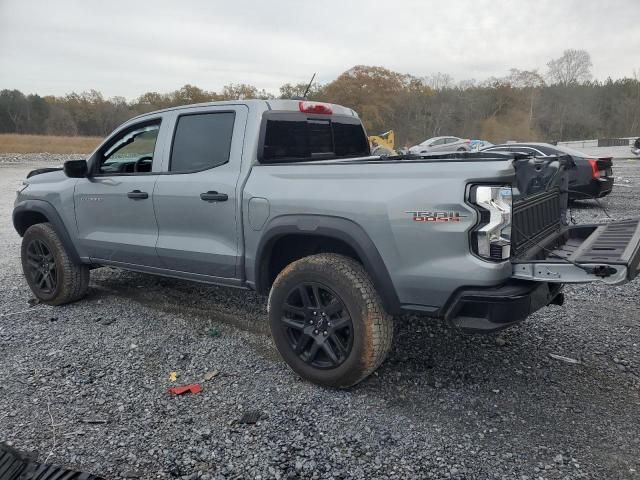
[408,136,471,154]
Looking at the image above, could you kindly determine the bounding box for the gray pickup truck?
[13,100,640,387]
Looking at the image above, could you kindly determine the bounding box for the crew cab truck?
[13,100,640,387]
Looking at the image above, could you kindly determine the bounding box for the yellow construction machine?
[368,130,396,155]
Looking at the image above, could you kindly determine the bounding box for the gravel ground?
[1,153,639,480]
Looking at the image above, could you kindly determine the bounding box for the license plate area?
[512,218,640,285]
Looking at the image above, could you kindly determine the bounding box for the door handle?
[200,191,228,202]
[127,190,149,199]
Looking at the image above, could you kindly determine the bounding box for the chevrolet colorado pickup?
[13,100,640,387]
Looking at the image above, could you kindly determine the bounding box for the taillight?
[587,159,600,179]
[299,101,332,114]
[469,185,512,261]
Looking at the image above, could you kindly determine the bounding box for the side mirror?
[63,159,88,178]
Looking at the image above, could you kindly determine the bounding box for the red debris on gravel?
[168,384,202,396]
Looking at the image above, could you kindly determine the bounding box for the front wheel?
[21,223,90,305]
[268,253,393,388]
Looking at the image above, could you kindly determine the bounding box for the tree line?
[1,49,639,146]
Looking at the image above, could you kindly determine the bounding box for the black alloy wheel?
[25,238,57,295]
[281,282,354,369]
[21,222,90,305]
[268,253,393,387]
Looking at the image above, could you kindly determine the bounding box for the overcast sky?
[1,0,638,99]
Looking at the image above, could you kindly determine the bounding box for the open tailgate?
[512,218,640,285]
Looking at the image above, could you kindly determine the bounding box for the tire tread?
[269,253,393,387]
[21,223,89,306]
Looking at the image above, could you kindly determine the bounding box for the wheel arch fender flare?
[13,199,82,264]
[254,214,401,314]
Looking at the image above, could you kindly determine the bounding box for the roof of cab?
[130,99,358,122]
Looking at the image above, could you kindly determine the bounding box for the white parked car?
[409,136,471,154]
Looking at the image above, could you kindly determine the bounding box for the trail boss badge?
[406,210,469,223]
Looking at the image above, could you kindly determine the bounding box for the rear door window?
[260,113,369,163]
[170,112,235,173]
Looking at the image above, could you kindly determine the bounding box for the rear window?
[553,145,588,157]
[260,113,369,163]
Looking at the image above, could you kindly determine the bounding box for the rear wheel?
[21,223,89,305]
[268,253,393,387]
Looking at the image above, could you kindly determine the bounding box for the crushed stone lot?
[0,153,639,480]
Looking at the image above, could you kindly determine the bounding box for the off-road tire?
[268,253,393,388]
[21,222,89,306]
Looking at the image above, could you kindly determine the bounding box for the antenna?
[302,73,316,99]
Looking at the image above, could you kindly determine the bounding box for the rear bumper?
[571,177,613,199]
[443,280,563,333]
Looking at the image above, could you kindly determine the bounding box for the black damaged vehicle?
[482,142,614,201]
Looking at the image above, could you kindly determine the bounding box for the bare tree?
[458,78,478,89]
[506,69,545,126]
[506,69,545,89]
[222,83,273,100]
[546,49,593,85]
[423,72,454,91]
[0,90,28,132]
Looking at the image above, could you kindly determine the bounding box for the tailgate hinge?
[512,262,628,285]
[584,265,617,278]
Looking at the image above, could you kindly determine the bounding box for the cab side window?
[170,112,235,173]
[98,122,161,174]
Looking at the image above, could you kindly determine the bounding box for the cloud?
[1,0,638,98]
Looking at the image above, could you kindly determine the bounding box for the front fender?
[13,199,82,264]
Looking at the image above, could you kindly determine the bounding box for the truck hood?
[24,167,66,184]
